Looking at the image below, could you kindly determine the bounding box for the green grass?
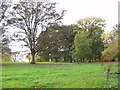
[2,61,73,64]
[1,62,118,88]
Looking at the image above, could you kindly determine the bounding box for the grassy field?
[1,62,118,88]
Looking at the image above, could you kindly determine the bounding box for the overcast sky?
[51,0,119,33]
[13,0,119,32]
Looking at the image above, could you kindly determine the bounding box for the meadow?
[1,62,118,88]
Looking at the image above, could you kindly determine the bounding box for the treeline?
[0,0,119,63]
[27,17,119,63]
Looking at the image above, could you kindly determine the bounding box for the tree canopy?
[102,24,119,61]
[36,24,75,62]
[72,17,105,62]
[8,0,66,64]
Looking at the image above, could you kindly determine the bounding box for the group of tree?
[35,17,106,63]
[102,24,120,61]
[1,0,119,63]
[36,24,76,62]
[1,0,66,64]
[72,17,105,63]
[36,17,119,63]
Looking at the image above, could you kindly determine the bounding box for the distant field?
[1,62,118,88]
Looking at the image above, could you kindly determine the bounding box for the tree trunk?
[55,57,58,62]
[89,60,91,63]
[31,53,35,64]
[46,57,49,62]
[64,56,67,62]
[69,56,73,63]
[77,59,80,64]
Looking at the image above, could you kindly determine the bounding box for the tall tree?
[8,0,65,64]
[0,0,11,61]
[72,31,92,63]
[37,24,76,62]
[72,17,105,62]
[58,25,76,62]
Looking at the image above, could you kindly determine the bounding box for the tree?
[102,25,119,61]
[72,17,105,62]
[0,36,11,61]
[8,0,66,64]
[36,25,60,62]
[72,31,92,63]
[11,51,20,62]
[37,24,76,62]
[0,0,11,61]
[58,25,76,62]
[26,53,42,62]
